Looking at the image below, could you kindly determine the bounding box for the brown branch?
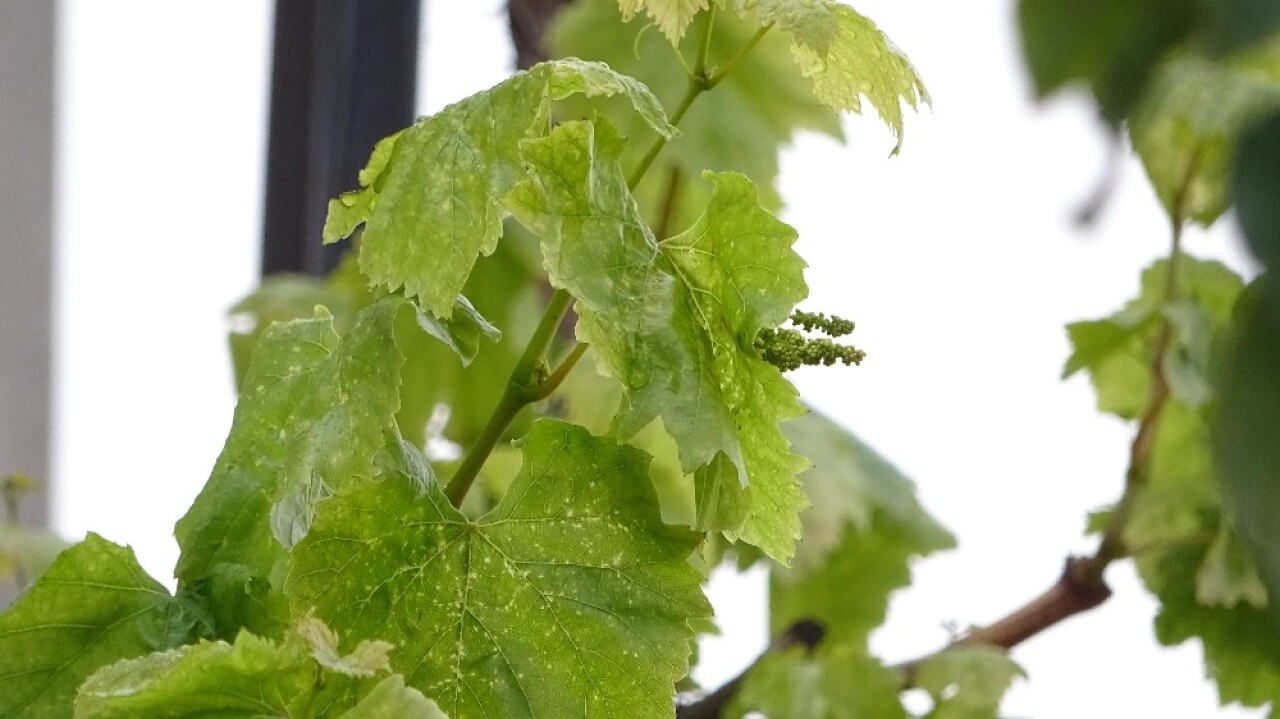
[676,556,1114,719]
[894,556,1112,685]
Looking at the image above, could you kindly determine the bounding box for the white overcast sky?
[53,1,1261,717]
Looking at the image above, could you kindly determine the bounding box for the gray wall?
[1,2,55,548]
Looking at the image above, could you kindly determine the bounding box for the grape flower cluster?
[755,310,866,372]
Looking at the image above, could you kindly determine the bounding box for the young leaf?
[505,119,810,561]
[1125,402,1221,562]
[323,58,673,318]
[227,251,370,388]
[341,676,447,719]
[232,236,538,453]
[914,646,1023,719]
[1129,43,1280,226]
[0,534,183,719]
[726,0,839,56]
[769,511,949,648]
[1063,256,1243,418]
[287,419,710,717]
[789,3,929,152]
[730,644,907,719]
[175,298,407,637]
[554,0,843,225]
[297,611,394,678]
[75,634,315,719]
[412,294,503,368]
[616,0,709,43]
[74,618,441,719]
[765,418,951,669]
[559,355,697,527]
[782,408,953,573]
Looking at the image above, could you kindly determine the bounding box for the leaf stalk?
[707,23,772,88]
[530,341,590,402]
[443,288,574,507]
[628,17,771,189]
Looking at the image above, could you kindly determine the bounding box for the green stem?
[707,23,772,88]
[444,289,574,507]
[628,80,704,189]
[627,13,772,190]
[531,341,590,402]
[694,5,716,77]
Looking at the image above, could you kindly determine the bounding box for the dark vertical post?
[261,0,422,277]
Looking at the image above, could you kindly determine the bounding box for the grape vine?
[2,1,1280,718]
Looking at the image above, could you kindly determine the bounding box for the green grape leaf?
[560,354,696,527]
[1125,402,1221,563]
[0,534,183,719]
[227,251,370,389]
[412,295,502,368]
[297,611,394,678]
[1065,264,1252,615]
[75,634,314,719]
[1061,261,1263,641]
[783,408,953,573]
[914,646,1023,719]
[323,130,404,243]
[553,0,842,228]
[769,511,947,647]
[1063,316,1155,417]
[398,229,545,450]
[1213,278,1280,620]
[1150,542,1280,712]
[74,618,442,719]
[729,644,907,719]
[176,298,407,637]
[1069,271,1280,711]
[790,3,929,153]
[1062,256,1243,418]
[505,119,810,561]
[232,235,539,452]
[1234,112,1280,315]
[1130,43,1280,226]
[230,250,500,387]
[617,0,708,43]
[287,419,710,717]
[1017,0,1198,123]
[768,415,953,649]
[723,0,839,56]
[322,58,673,318]
[341,676,447,719]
